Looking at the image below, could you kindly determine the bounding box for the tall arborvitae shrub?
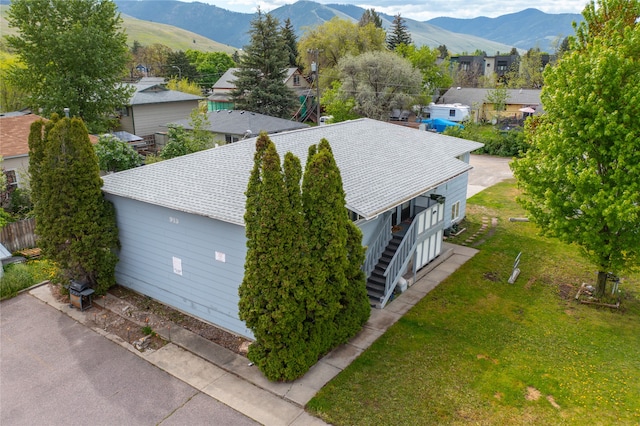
[309,139,370,346]
[239,134,312,381]
[302,139,350,354]
[240,135,370,381]
[30,116,119,293]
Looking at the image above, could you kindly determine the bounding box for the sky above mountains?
[187,0,587,20]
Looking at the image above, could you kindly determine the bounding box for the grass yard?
[307,180,640,425]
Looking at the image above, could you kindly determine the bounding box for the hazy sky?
[187,0,587,21]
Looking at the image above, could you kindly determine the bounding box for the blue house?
[101,119,482,339]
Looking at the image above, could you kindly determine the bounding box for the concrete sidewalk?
[30,242,477,426]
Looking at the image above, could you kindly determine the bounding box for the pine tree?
[30,117,119,293]
[231,10,297,118]
[281,18,300,70]
[359,8,383,28]
[387,14,412,51]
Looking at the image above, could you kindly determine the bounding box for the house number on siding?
[169,216,179,224]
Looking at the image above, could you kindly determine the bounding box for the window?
[348,210,363,222]
[451,201,460,222]
[225,135,239,144]
[5,170,17,190]
[449,109,456,117]
[293,75,300,86]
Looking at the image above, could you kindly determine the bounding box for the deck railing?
[381,214,421,307]
[363,214,393,277]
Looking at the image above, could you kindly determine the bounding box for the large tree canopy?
[6,0,132,133]
[338,50,422,120]
[297,17,387,86]
[511,0,640,297]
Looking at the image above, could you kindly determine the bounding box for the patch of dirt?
[558,283,577,300]
[476,354,499,364]
[50,284,166,350]
[483,271,501,282]
[546,395,561,409]
[525,386,541,401]
[50,284,250,356]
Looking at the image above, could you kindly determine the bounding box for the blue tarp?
[419,118,464,133]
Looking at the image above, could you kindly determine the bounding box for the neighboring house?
[0,113,43,191]
[166,109,309,145]
[118,78,204,144]
[101,119,482,339]
[0,113,99,194]
[208,68,314,120]
[438,87,542,122]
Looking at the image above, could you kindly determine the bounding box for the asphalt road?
[0,292,258,426]
[467,154,514,198]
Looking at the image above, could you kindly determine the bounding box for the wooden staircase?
[366,234,403,307]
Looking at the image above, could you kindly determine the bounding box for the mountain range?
[114,0,582,54]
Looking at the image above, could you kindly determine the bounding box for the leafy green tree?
[297,17,387,85]
[94,134,143,173]
[6,0,133,133]
[485,84,508,119]
[166,50,199,82]
[29,116,119,293]
[0,51,27,113]
[338,50,422,120]
[185,50,235,89]
[160,108,216,159]
[165,78,203,96]
[231,10,297,118]
[396,44,452,98]
[320,81,360,123]
[511,0,640,298]
[387,14,412,51]
[359,8,383,28]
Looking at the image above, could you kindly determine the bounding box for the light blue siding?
[442,173,470,229]
[106,195,253,338]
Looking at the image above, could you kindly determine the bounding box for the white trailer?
[422,103,470,122]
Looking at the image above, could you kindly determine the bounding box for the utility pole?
[308,49,321,123]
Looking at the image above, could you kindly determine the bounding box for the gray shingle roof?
[212,67,301,91]
[102,119,483,226]
[440,87,542,106]
[167,110,309,137]
[129,84,204,106]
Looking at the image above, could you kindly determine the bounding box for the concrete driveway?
[467,154,514,198]
[0,292,258,426]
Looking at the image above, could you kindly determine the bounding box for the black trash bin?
[68,280,95,311]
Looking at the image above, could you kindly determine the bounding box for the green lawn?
[307,180,640,425]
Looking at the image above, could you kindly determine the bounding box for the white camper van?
[422,103,470,122]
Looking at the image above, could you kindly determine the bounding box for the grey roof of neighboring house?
[212,67,301,91]
[440,87,542,107]
[129,83,204,106]
[102,118,483,226]
[167,110,309,137]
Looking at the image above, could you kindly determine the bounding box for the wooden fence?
[0,218,37,252]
